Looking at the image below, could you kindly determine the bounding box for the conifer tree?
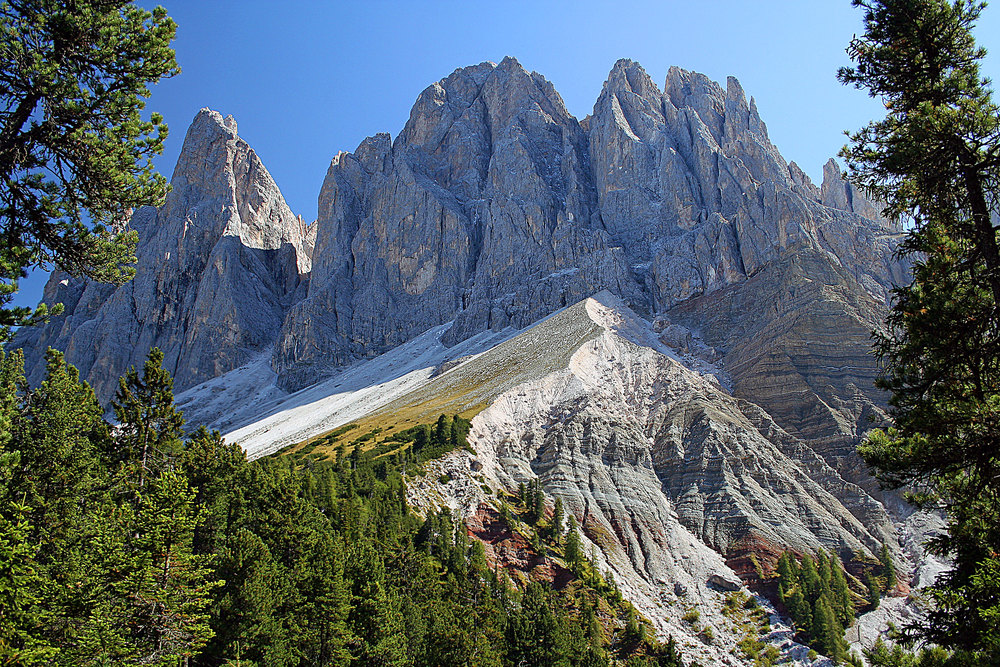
[470,539,488,577]
[506,582,571,667]
[0,0,179,338]
[565,515,583,565]
[347,541,409,666]
[434,414,451,448]
[130,469,218,663]
[812,594,848,662]
[530,480,545,524]
[776,551,797,597]
[206,527,292,666]
[800,554,821,600]
[0,348,23,448]
[552,496,564,542]
[841,0,1000,657]
[111,348,184,486]
[867,572,882,608]
[831,559,854,627]
[789,585,812,633]
[624,607,645,645]
[13,350,105,554]
[878,543,897,590]
[0,452,56,665]
[4,349,110,659]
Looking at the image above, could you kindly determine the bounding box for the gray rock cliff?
[274,57,639,389]
[272,58,905,402]
[13,109,311,402]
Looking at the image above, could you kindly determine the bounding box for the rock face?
[584,60,907,487]
[13,109,311,401]
[588,62,901,308]
[667,247,893,490]
[269,61,906,496]
[17,59,905,423]
[274,58,639,389]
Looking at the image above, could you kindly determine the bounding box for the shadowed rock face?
[12,109,311,402]
[667,246,893,486]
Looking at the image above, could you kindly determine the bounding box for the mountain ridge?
[14,58,902,410]
[10,58,919,662]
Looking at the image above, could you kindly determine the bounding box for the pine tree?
[0,452,56,665]
[131,469,218,664]
[841,0,1000,658]
[0,348,23,448]
[777,551,797,597]
[4,349,111,660]
[788,585,811,634]
[448,415,463,450]
[434,414,451,448]
[624,607,646,645]
[811,594,847,662]
[205,527,293,666]
[817,550,832,589]
[565,515,582,566]
[831,560,854,627]
[499,503,512,531]
[13,350,106,552]
[178,427,247,555]
[470,539,488,576]
[506,582,571,667]
[658,636,684,667]
[530,481,545,525]
[111,348,184,486]
[80,472,217,665]
[879,543,897,590]
[799,554,821,600]
[551,497,564,542]
[295,533,353,666]
[347,542,409,666]
[867,572,882,609]
[0,0,179,338]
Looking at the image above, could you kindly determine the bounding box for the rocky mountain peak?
[820,156,894,227]
[169,108,238,198]
[13,108,311,401]
[18,62,908,459]
[604,58,661,99]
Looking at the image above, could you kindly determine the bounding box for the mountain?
[13,109,312,401]
[13,58,915,662]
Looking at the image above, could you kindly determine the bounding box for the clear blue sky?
[12,0,1000,311]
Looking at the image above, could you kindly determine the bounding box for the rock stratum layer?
[14,58,915,663]
[404,293,899,664]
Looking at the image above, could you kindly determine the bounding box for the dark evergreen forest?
[0,347,685,666]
